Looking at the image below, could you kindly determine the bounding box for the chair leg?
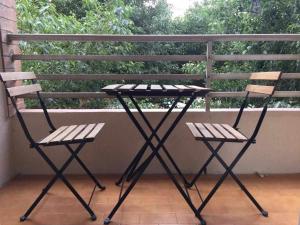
[20,143,96,222]
[58,169,97,221]
[186,142,224,188]
[65,144,105,190]
[20,175,58,221]
[204,141,268,216]
[198,141,253,213]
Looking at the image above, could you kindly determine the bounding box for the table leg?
[115,96,181,185]
[128,96,189,185]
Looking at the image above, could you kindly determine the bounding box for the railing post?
[205,41,213,112]
[0,27,5,72]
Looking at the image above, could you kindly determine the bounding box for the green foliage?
[16,0,300,109]
[18,0,142,108]
[178,0,300,108]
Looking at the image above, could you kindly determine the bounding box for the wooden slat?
[174,85,191,90]
[85,123,105,139]
[118,84,136,90]
[39,126,68,144]
[7,84,42,97]
[212,124,236,140]
[281,73,300,79]
[211,73,250,80]
[13,54,207,62]
[8,34,300,43]
[102,84,122,91]
[63,124,87,141]
[213,54,300,61]
[37,74,204,81]
[150,85,163,90]
[21,90,300,99]
[188,122,248,142]
[246,84,275,95]
[22,92,111,99]
[195,123,214,138]
[210,72,300,80]
[250,71,282,80]
[7,34,215,42]
[135,84,148,90]
[221,124,247,141]
[186,123,203,139]
[0,72,36,81]
[162,85,178,91]
[74,124,96,140]
[187,85,206,90]
[51,125,78,142]
[209,91,300,98]
[273,91,300,97]
[203,123,224,139]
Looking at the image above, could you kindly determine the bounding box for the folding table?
[102,84,210,225]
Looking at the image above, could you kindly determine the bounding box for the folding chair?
[185,71,282,217]
[0,72,106,221]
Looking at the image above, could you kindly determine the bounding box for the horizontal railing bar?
[12,54,300,62]
[37,74,204,80]
[213,54,300,61]
[12,54,206,61]
[273,91,300,97]
[21,91,300,99]
[211,73,300,80]
[35,73,300,81]
[7,34,300,42]
[21,92,180,99]
[210,91,300,98]
[22,92,111,99]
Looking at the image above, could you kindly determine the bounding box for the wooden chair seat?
[38,123,104,146]
[186,122,248,142]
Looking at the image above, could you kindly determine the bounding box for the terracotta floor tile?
[120,212,140,224]
[140,213,177,224]
[0,174,300,225]
[176,213,199,224]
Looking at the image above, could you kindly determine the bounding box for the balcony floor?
[0,174,299,225]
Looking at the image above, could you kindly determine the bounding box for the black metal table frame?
[115,95,190,186]
[103,91,207,225]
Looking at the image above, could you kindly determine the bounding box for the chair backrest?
[0,72,41,99]
[245,71,282,96]
[0,72,55,145]
[233,71,282,137]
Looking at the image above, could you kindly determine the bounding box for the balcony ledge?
[19,108,300,113]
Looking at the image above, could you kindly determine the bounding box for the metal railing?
[6,33,300,111]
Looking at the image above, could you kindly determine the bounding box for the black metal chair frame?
[186,74,282,217]
[102,87,209,225]
[0,76,105,222]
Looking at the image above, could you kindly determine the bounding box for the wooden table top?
[102,84,210,96]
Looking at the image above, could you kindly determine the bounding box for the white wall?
[0,87,14,186]
[0,0,19,187]
[12,108,300,175]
